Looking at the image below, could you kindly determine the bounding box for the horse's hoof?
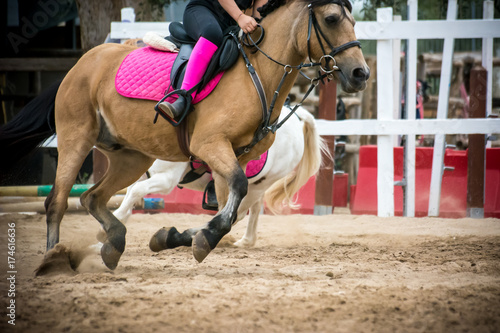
[100,242,122,270]
[149,227,170,252]
[192,230,212,263]
[234,238,255,248]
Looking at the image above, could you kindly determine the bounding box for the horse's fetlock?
[220,223,232,236]
[106,223,127,236]
[211,215,231,236]
[107,233,126,253]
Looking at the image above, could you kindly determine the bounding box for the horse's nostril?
[353,67,370,81]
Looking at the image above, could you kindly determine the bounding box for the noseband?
[233,4,361,157]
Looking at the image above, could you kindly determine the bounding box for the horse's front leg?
[149,141,248,262]
[191,164,247,262]
[149,161,247,260]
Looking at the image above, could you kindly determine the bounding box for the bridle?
[307,4,361,73]
[233,3,361,157]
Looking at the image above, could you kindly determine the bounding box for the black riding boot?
[157,94,187,122]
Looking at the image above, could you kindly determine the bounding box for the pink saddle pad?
[246,151,269,179]
[115,46,223,103]
[192,151,268,179]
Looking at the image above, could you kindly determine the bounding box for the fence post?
[467,66,487,218]
[428,0,457,217]
[404,0,418,217]
[376,7,395,217]
[314,80,336,215]
[482,0,494,149]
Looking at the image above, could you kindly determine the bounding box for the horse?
[113,105,327,247]
[0,0,368,269]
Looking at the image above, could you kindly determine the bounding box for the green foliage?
[353,0,407,20]
[134,0,178,21]
[76,172,90,185]
[147,0,175,10]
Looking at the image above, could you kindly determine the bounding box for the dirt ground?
[0,209,499,333]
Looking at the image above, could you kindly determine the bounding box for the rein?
[234,4,361,157]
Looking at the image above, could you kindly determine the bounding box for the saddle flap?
[218,36,239,71]
[170,44,194,90]
[201,27,240,88]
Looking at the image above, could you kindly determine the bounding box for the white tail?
[264,107,330,214]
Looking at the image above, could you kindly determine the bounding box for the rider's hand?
[237,14,258,34]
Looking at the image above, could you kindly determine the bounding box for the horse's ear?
[123,38,143,47]
[343,0,353,13]
[257,0,286,19]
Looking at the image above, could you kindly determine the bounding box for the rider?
[157,0,269,122]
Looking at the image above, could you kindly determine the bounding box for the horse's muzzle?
[352,66,370,83]
[338,65,370,93]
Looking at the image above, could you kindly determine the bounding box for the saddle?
[164,22,240,96]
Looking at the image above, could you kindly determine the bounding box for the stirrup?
[154,89,192,127]
[202,180,218,211]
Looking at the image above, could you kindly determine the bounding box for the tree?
[75,0,169,52]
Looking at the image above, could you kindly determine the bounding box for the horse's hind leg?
[45,144,94,250]
[81,150,153,269]
[113,161,188,223]
[234,196,263,247]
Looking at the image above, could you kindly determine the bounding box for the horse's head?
[297,0,370,93]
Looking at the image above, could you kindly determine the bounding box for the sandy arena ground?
[0,209,499,333]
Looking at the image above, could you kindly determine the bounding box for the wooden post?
[314,79,336,215]
[467,66,487,218]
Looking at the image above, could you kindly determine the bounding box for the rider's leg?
[158,6,222,122]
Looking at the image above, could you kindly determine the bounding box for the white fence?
[110,1,500,218]
[331,0,500,218]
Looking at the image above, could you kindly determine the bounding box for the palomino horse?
[1,0,368,269]
[113,105,327,247]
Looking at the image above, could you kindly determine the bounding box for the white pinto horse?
[113,106,327,247]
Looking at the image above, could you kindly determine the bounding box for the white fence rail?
[316,119,500,136]
[110,22,170,40]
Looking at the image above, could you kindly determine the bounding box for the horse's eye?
[325,15,339,24]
